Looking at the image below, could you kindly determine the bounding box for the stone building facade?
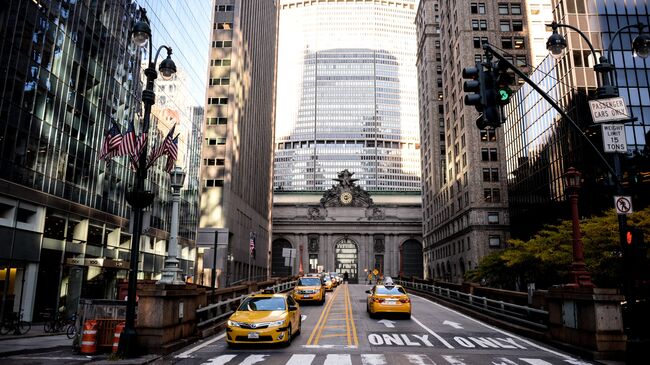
[272,170,423,283]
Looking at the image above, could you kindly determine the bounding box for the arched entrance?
[400,239,423,278]
[271,239,292,277]
[335,238,358,284]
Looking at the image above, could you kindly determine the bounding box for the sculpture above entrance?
[320,170,374,208]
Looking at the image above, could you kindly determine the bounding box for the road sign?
[601,124,627,153]
[589,97,629,123]
[614,196,633,215]
[282,248,296,258]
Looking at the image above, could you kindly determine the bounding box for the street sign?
[282,248,296,258]
[614,196,633,215]
[601,124,627,153]
[589,97,629,123]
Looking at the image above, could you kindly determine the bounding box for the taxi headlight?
[227,320,241,327]
[268,320,285,327]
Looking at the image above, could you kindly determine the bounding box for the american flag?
[99,121,122,161]
[164,135,179,173]
[148,125,175,167]
[249,235,256,258]
[119,121,138,158]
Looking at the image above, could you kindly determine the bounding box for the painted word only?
[367,333,526,349]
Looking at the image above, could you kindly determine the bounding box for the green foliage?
[465,207,650,290]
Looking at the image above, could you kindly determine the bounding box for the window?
[209,78,230,86]
[512,20,523,31]
[491,168,499,181]
[484,188,492,202]
[470,2,486,14]
[482,168,491,182]
[473,36,488,48]
[500,21,510,32]
[493,188,500,202]
[498,3,508,14]
[480,129,496,142]
[475,54,483,63]
[488,213,499,224]
[211,59,232,67]
[215,22,233,30]
[502,37,513,49]
[481,148,489,161]
[511,4,521,14]
[489,235,501,247]
[212,40,232,48]
[490,148,498,161]
[514,37,525,49]
[216,5,234,11]
[206,117,228,125]
[484,188,501,202]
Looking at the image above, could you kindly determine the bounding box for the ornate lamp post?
[157,166,186,285]
[119,7,177,357]
[563,167,593,288]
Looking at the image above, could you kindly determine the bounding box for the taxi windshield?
[238,297,286,311]
[376,286,406,295]
[298,277,321,286]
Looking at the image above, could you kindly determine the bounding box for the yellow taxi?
[226,291,301,347]
[366,282,411,318]
[323,275,334,291]
[292,276,326,305]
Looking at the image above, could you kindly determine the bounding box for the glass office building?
[0,0,209,321]
[274,0,421,192]
[503,0,650,238]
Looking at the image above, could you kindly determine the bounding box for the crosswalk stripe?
[520,359,553,365]
[200,354,236,365]
[285,354,316,365]
[442,355,467,365]
[323,354,352,365]
[404,354,437,365]
[239,354,268,365]
[360,354,386,365]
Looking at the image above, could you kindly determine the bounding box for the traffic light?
[493,60,513,106]
[626,227,645,247]
[462,64,485,112]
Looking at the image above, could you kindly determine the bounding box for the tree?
[465,207,650,290]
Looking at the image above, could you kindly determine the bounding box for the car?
[366,283,411,319]
[328,272,340,286]
[323,275,334,291]
[292,276,326,304]
[226,291,301,347]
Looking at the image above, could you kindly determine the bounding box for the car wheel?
[226,341,237,349]
[284,324,292,347]
[295,317,301,336]
[405,312,411,319]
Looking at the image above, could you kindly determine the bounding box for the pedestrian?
[343,271,349,284]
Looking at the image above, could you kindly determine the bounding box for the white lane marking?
[11,357,90,361]
[302,344,358,349]
[176,333,226,358]
[240,354,268,365]
[361,354,387,365]
[564,360,593,365]
[405,354,437,365]
[442,355,466,365]
[200,354,236,365]
[286,354,316,365]
[520,359,554,365]
[378,319,395,328]
[412,295,588,361]
[323,354,352,365]
[442,320,463,329]
[492,358,519,365]
[411,316,454,349]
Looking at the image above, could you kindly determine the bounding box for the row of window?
[204,158,225,166]
[205,179,224,187]
[208,97,228,105]
[481,148,498,161]
[469,2,522,15]
[206,117,228,125]
[212,40,232,48]
[484,188,501,203]
[216,5,234,12]
[213,22,233,30]
[209,77,230,86]
[211,59,231,66]
[482,168,500,182]
[205,138,227,146]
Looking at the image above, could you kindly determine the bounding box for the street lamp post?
[119,7,177,357]
[563,167,593,287]
[157,166,186,285]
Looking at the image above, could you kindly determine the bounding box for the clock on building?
[340,192,353,205]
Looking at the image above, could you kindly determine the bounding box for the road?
[169,284,594,365]
[0,284,597,364]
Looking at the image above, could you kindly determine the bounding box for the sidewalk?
[0,326,162,364]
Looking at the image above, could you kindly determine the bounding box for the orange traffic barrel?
[112,322,126,353]
[80,320,98,354]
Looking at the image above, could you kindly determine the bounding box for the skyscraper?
[416,0,530,282]
[273,0,421,192]
[0,0,210,321]
[197,0,278,287]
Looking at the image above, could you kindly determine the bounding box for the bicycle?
[44,312,77,334]
[0,312,31,335]
[64,313,78,339]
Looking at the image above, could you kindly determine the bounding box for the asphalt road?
[0,284,599,364]
[167,284,596,365]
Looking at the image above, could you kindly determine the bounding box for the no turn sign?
[614,196,633,215]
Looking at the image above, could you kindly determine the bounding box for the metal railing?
[196,280,296,329]
[396,280,549,330]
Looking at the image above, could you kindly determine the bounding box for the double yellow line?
[306,284,358,346]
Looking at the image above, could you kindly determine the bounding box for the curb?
[0,345,71,358]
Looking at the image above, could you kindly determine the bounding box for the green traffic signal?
[498,87,512,102]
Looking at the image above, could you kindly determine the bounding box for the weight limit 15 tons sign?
[601,124,627,153]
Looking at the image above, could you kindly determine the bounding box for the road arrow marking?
[443,320,463,329]
[377,319,395,328]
